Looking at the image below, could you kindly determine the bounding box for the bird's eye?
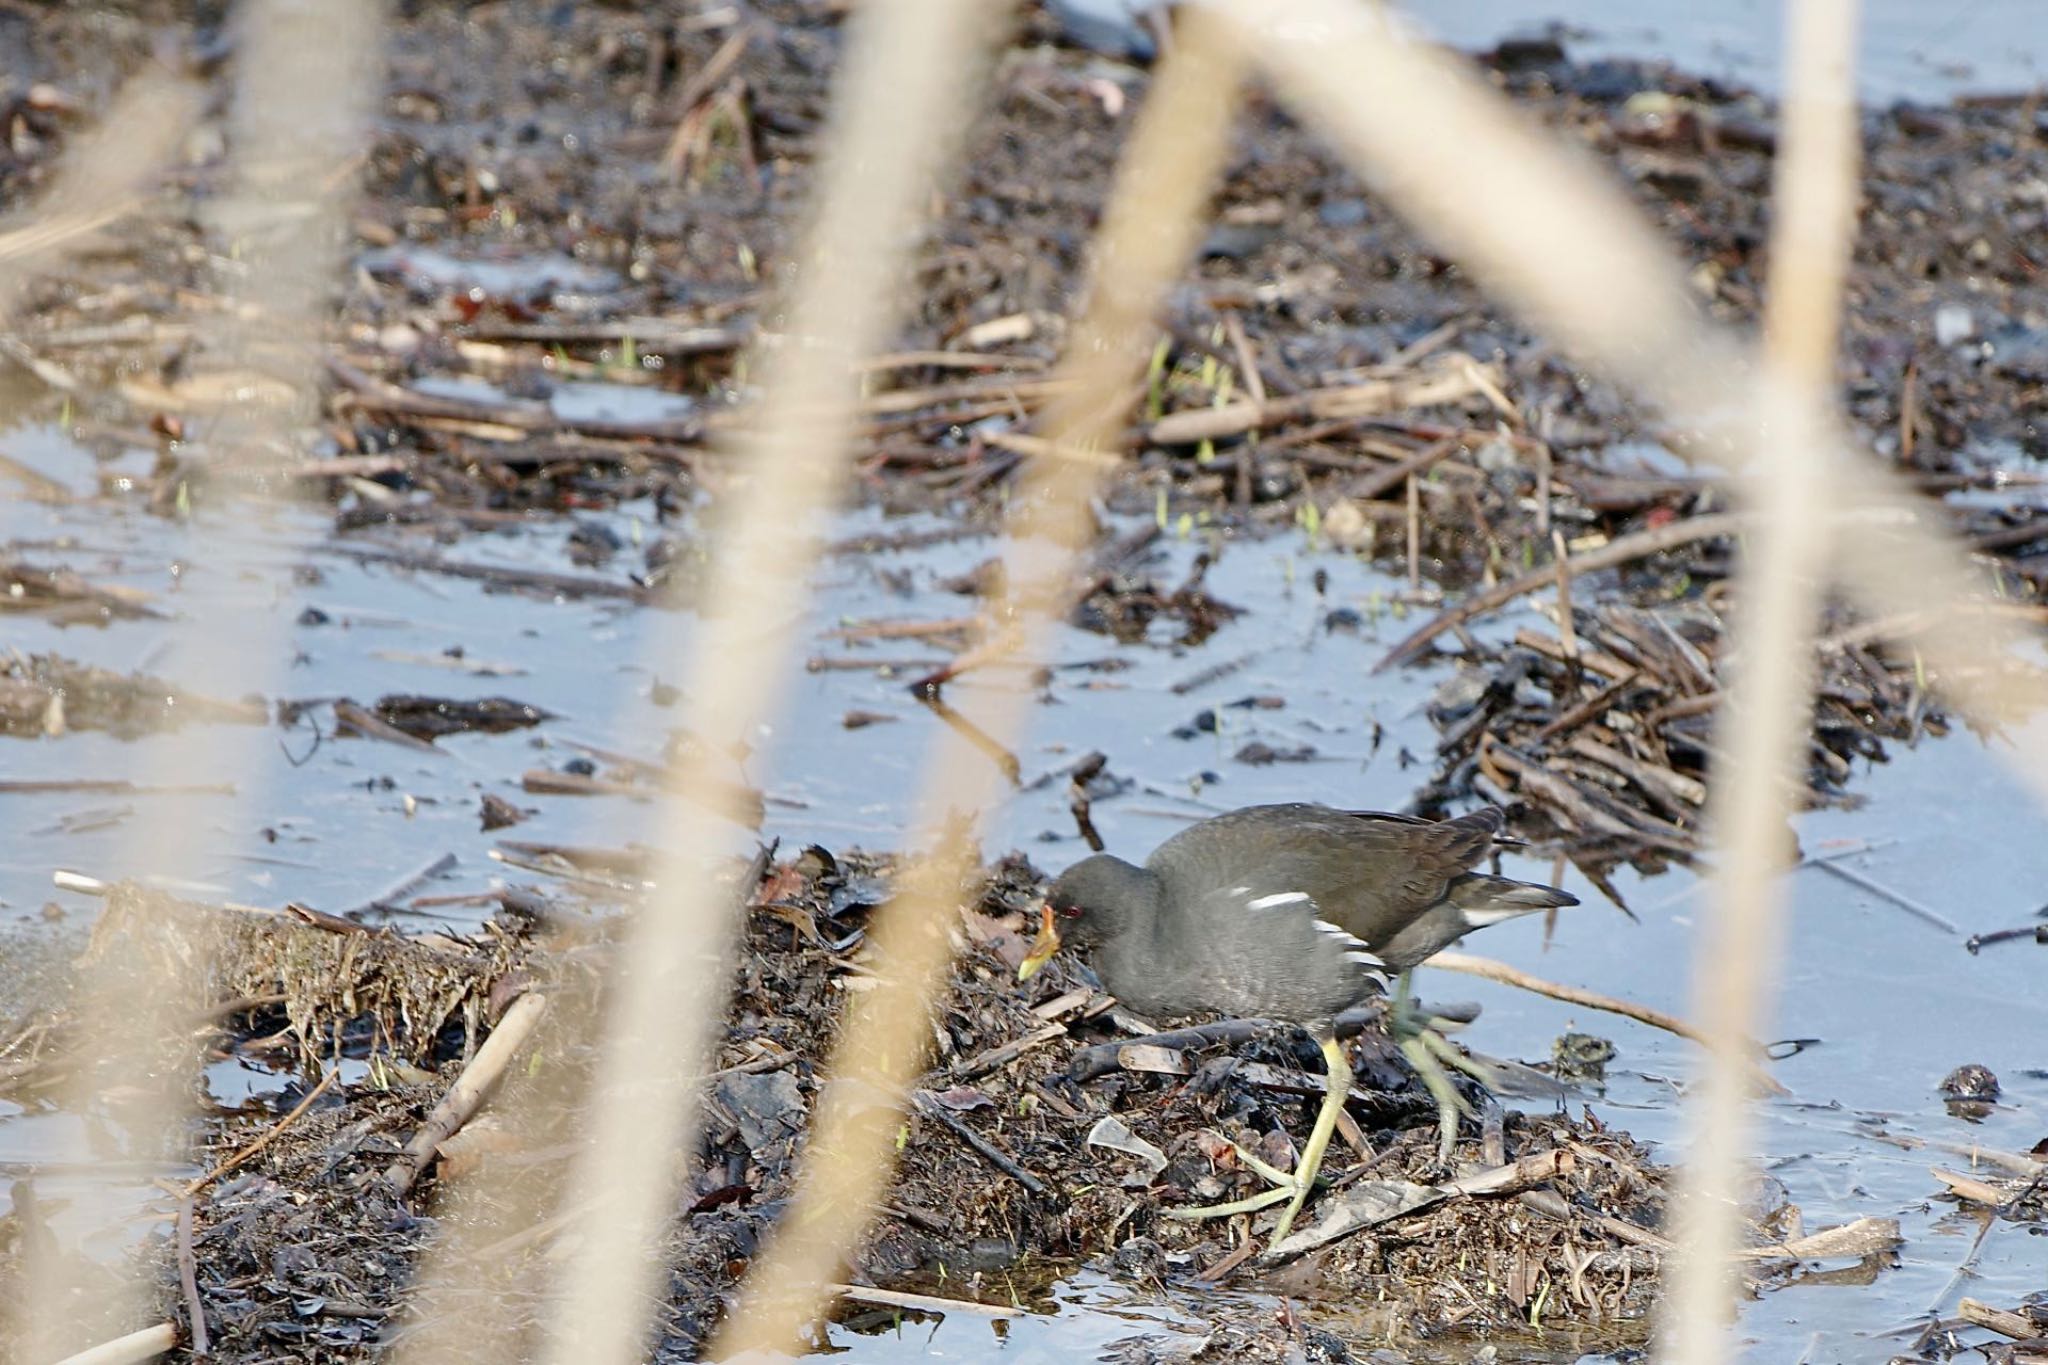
[1057,903,1083,920]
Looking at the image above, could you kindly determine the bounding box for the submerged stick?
[829,1284,1022,1319]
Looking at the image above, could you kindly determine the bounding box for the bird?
[1016,803,1575,1246]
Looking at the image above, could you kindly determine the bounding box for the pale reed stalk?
[713,11,1251,1355]
[512,7,1005,1365]
[1237,1,2048,1354]
[11,6,382,1358]
[1232,0,2048,794]
[1665,5,1862,1358]
[0,71,196,280]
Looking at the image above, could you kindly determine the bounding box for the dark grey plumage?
[1043,804,1575,1020]
[1025,803,1576,1244]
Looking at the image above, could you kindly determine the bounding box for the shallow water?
[5,419,2046,1357]
[1058,0,2048,103]
[8,2,2048,1343]
[1425,0,2046,103]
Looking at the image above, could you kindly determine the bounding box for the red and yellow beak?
[1017,903,1061,981]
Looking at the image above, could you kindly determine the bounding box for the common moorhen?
[1017,804,1575,1244]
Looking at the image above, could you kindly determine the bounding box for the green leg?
[1389,970,1493,1163]
[1272,1036,1350,1243]
[1165,1035,1352,1246]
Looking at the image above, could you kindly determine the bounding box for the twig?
[1376,512,1746,671]
[1931,1166,2008,1206]
[1069,783,1106,852]
[344,851,458,918]
[1733,1215,1901,1261]
[1439,1146,1570,1197]
[520,769,764,826]
[328,358,701,442]
[1859,1127,2046,1177]
[1803,859,1960,935]
[317,543,653,604]
[946,1023,1067,1083]
[0,780,235,797]
[1146,357,1497,444]
[385,992,549,1196]
[1195,1237,1262,1284]
[829,1283,1022,1319]
[915,693,1022,784]
[1964,920,2048,953]
[184,1068,340,1198]
[1552,530,1579,667]
[1531,669,1641,743]
[1068,1018,1281,1082]
[48,1324,177,1365]
[1424,951,1713,1051]
[1957,1298,2038,1342]
[910,1090,1045,1195]
[1168,650,1255,696]
[823,615,983,642]
[176,1196,208,1355]
[1354,434,1462,502]
[1405,472,1421,592]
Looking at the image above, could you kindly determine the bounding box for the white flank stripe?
[1248,891,1311,911]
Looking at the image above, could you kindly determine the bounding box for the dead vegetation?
[0,848,1917,1361]
[2,0,2045,1359]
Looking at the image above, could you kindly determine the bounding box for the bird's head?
[1016,853,1160,980]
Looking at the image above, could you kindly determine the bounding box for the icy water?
[3,396,2045,1359]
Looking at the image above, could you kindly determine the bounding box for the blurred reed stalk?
[1231,0,2048,783]
[1231,0,2048,1351]
[715,9,1251,1353]
[12,5,383,1357]
[0,73,194,291]
[482,6,1011,1365]
[1663,3,1863,1358]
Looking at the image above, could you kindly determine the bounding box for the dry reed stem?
[11,12,380,1354]
[202,2,388,466]
[389,7,1007,1365]
[0,70,197,284]
[46,1322,176,1365]
[1236,0,2048,793]
[712,11,1251,1355]
[1233,1,2042,1355]
[1665,4,1862,1357]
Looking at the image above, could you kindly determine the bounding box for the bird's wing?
[1154,805,1504,949]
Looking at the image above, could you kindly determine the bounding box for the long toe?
[1168,1040,1352,1247]
[1164,1147,1304,1223]
[1398,1034,1468,1164]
